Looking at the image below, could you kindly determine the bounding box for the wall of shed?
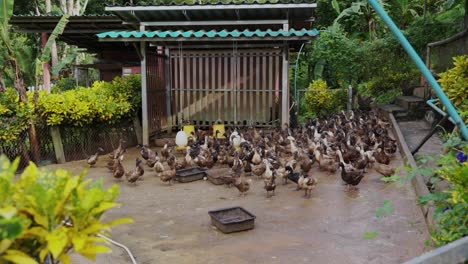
[168,48,283,128]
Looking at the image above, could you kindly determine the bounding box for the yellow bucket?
[183,125,195,138]
[212,124,226,139]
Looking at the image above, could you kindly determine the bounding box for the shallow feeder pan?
[206,168,228,185]
[176,167,207,183]
[208,207,256,234]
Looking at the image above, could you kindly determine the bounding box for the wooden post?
[141,42,149,145]
[133,115,143,145]
[281,44,290,126]
[50,127,66,163]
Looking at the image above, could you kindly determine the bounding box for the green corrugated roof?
[107,0,314,7]
[97,28,319,39]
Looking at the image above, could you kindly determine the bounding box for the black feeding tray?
[176,167,207,183]
[208,207,256,233]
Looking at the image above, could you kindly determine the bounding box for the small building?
[12,1,318,144]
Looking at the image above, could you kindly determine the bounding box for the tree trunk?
[67,0,74,15]
[60,0,67,14]
[42,33,51,93]
[45,0,59,73]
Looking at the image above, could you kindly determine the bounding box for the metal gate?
[147,51,168,135]
[169,49,283,128]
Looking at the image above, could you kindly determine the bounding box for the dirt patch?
[42,147,429,264]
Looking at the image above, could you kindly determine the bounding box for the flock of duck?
[87,110,398,198]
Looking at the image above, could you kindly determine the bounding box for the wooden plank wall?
[147,51,167,135]
[169,49,282,128]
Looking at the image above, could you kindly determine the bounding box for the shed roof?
[106,1,316,25]
[10,15,135,51]
[97,28,318,46]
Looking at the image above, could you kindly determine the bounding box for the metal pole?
[140,42,149,145]
[368,0,468,141]
[281,44,290,126]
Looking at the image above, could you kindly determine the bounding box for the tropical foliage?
[37,75,141,126]
[0,155,133,264]
[439,55,468,122]
[0,75,141,142]
[304,79,346,117]
[417,137,468,246]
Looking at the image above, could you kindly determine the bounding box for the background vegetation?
[293,0,466,121]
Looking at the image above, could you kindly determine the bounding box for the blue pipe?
[368,0,468,141]
[427,99,455,124]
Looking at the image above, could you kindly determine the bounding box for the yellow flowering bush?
[37,75,141,126]
[304,79,347,116]
[439,55,468,122]
[0,88,33,143]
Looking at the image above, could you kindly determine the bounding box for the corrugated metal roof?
[97,28,319,40]
[107,0,315,7]
[106,1,316,24]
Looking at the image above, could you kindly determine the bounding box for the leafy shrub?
[439,55,468,122]
[419,143,468,246]
[37,75,141,126]
[52,77,76,93]
[0,155,132,263]
[398,136,467,247]
[304,79,347,116]
[0,88,33,143]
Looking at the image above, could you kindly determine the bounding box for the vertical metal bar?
[187,53,192,124]
[235,48,242,125]
[224,55,228,123]
[172,54,178,127]
[217,55,222,122]
[242,53,247,125]
[165,48,172,132]
[368,0,468,140]
[199,53,203,125]
[210,55,215,124]
[274,52,280,123]
[281,44,289,126]
[249,54,254,124]
[255,55,260,125]
[204,53,209,126]
[262,53,267,123]
[268,52,273,125]
[140,42,149,145]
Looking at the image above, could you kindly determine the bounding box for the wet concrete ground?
[42,147,429,264]
[398,120,444,160]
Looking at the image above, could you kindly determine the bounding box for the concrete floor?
[42,147,430,264]
[398,120,444,160]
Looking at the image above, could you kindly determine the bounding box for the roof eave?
[105,3,317,12]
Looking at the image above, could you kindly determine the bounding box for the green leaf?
[376,200,394,218]
[52,52,78,77]
[0,0,14,25]
[381,175,400,183]
[2,250,38,264]
[46,228,69,258]
[39,14,70,65]
[363,231,379,240]
[331,0,341,15]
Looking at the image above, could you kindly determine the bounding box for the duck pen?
[98,0,319,145]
